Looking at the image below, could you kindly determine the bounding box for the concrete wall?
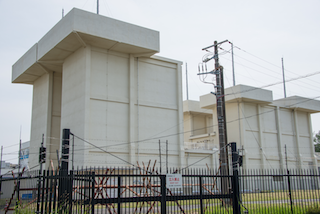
[238,103,316,170]
[61,47,88,167]
[219,102,316,170]
[184,85,319,170]
[49,72,62,167]
[29,74,49,168]
[59,46,183,168]
[14,8,183,170]
[29,71,62,169]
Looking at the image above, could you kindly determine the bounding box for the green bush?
[306,207,320,214]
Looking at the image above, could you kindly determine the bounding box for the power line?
[24,93,320,159]
[221,57,320,94]
[233,44,320,87]
[3,144,19,149]
[10,92,320,169]
[224,70,320,97]
[72,133,155,174]
[70,133,226,173]
[7,68,320,158]
[218,44,320,98]
[9,84,320,171]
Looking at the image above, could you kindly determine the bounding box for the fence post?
[199,176,203,214]
[41,170,45,214]
[287,169,293,214]
[231,142,240,214]
[58,129,70,213]
[91,171,95,214]
[44,170,49,213]
[117,176,121,214]
[161,175,166,213]
[36,169,41,213]
[16,170,21,208]
[69,170,73,214]
[0,175,2,201]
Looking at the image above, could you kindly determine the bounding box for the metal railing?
[184,141,217,150]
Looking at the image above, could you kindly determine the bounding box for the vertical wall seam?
[84,45,91,167]
[46,71,53,169]
[275,106,284,170]
[137,57,140,164]
[308,113,317,169]
[177,62,185,168]
[257,105,265,170]
[105,49,109,165]
[293,109,302,169]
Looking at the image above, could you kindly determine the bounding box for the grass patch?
[306,205,320,214]
[241,189,319,202]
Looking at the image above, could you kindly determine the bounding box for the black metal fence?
[0,167,319,213]
[238,169,320,213]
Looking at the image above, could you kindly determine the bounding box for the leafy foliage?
[314,131,320,152]
[306,206,320,214]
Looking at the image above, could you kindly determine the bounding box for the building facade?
[183,85,320,170]
[12,8,185,170]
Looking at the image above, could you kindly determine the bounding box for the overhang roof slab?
[12,8,159,84]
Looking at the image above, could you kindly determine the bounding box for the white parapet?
[199,84,273,109]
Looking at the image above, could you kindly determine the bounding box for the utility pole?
[17,131,22,206]
[159,140,162,174]
[61,129,70,172]
[200,40,230,194]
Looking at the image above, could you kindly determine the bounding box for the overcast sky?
[1,0,320,164]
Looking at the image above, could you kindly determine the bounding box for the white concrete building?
[12,8,184,170]
[183,100,219,169]
[183,85,320,170]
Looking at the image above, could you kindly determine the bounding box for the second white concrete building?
[183,85,320,170]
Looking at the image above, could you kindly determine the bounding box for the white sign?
[166,174,182,189]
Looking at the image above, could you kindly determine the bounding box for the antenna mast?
[97,0,99,14]
[282,57,287,98]
[186,63,189,100]
[230,41,235,86]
